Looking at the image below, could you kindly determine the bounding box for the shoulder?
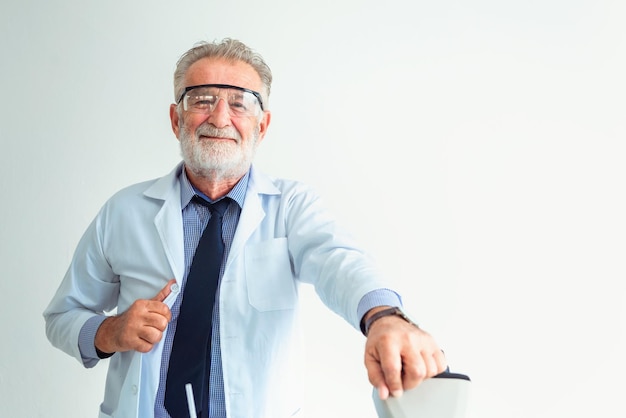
[110,178,159,201]
[249,166,318,199]
[100,164,182,218]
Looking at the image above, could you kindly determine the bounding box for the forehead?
[185,58,263,93]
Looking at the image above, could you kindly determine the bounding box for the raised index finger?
[151,279,177,302]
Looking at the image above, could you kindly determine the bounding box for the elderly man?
[44,38,447,418]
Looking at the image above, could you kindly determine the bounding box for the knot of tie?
[193,195,231,217]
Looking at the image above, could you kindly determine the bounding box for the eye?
[228,95,248,111]
[189,95,217,108]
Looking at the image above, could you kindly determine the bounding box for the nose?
[207,97,231,128]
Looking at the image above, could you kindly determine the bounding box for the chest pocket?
[245,237,297,311]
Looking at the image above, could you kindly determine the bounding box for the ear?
[256,110,272,144]
[169,103,181,139]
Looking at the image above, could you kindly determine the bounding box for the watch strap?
[361,306,418,336]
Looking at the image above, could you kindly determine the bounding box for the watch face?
[395,309,411,324]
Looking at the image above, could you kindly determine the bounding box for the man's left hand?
[364,308,448,400]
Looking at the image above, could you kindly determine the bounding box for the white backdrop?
[1,0,625,417]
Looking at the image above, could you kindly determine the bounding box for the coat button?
[132,384,138,395]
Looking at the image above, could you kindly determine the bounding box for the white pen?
[185,383,197,418]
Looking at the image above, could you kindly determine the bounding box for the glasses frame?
[177,83,265,113]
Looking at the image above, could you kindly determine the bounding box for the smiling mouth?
[199,135,233,141]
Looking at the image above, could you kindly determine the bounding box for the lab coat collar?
[143,162,185,201]
[142,162,281,201]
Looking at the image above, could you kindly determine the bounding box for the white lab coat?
[44,163,389,418]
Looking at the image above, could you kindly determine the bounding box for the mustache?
[195,124,242,142]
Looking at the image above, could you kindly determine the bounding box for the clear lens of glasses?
[182,86,262,117]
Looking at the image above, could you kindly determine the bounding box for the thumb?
[151,279,177,302]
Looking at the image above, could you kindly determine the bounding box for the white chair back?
[372,373,471,418]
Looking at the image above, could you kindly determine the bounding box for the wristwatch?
[361,306,419,336]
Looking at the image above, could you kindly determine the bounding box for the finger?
[404,352,429,390]
[433,349,448,375]
[399,349,424,391]
[130,298,170,321]
[145,299,172,318]
[151,279,176,302]
[142,307,171,331]
[423,351,439,379]
[126,306,170,353]
[134,338,157,353]
[378,384,390,400]
[138,323,167,346]
[378,349,404,398]
[365,354,390,400]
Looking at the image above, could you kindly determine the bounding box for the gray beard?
[179,122,259,182]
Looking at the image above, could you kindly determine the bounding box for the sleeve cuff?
[78,315,109,363]
[357,289,403,324]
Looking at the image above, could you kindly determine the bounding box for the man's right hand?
[94,279,175,354]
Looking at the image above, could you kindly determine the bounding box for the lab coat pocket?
[245,237,297,311]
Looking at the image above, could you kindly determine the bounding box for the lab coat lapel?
[144,163,185,284]
[227,191,263,267]
[226,167,280,269]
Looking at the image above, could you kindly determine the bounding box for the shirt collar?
[179,165,249,210]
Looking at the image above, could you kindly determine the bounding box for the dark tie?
[165,196,231,418]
